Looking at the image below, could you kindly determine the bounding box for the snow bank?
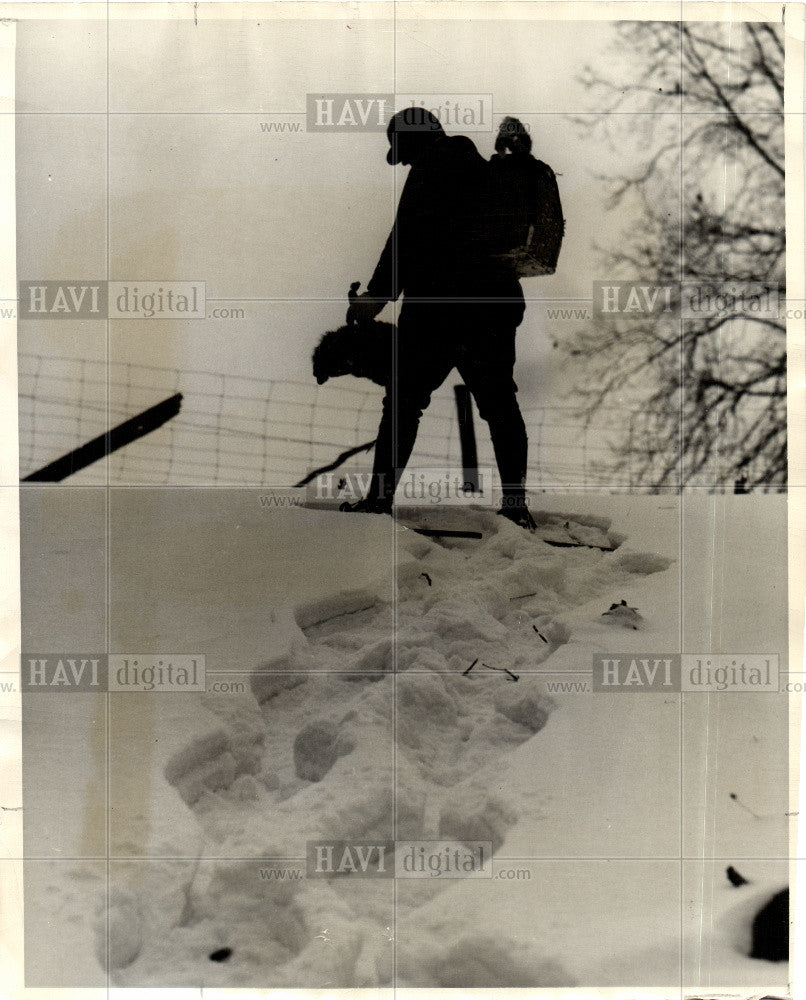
[35,497,786,989]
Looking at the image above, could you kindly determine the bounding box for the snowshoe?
[339,497,393,516]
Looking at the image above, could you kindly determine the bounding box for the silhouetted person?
[344,107,535,530]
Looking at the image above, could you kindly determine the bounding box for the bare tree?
[569,21,785,488]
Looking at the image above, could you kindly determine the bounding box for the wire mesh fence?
[18,352,653,490]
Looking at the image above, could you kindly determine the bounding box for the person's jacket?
[366,134,523,304]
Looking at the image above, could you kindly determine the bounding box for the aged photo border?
[0,1,804,996]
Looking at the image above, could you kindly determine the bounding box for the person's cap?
[386,107,444,164]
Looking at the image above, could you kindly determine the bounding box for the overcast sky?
[15,11,640,412]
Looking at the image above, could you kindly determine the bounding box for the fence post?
[22,393,183,482]
[454,384,480,494]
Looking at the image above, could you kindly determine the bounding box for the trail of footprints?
[145,517,676,984]
[169,516,676,839]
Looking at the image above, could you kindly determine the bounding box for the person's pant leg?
[456,310,529,502]
[369,305,454,501]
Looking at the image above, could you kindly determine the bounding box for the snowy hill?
[21,494,789,989]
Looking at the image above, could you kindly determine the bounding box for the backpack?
[487,117,565,277]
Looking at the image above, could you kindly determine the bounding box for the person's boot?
[496,493,537,532]
[497,477,536,532]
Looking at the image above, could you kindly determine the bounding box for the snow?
[20,492,790,989]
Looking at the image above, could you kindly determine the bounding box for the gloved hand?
[346,287,386,326]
